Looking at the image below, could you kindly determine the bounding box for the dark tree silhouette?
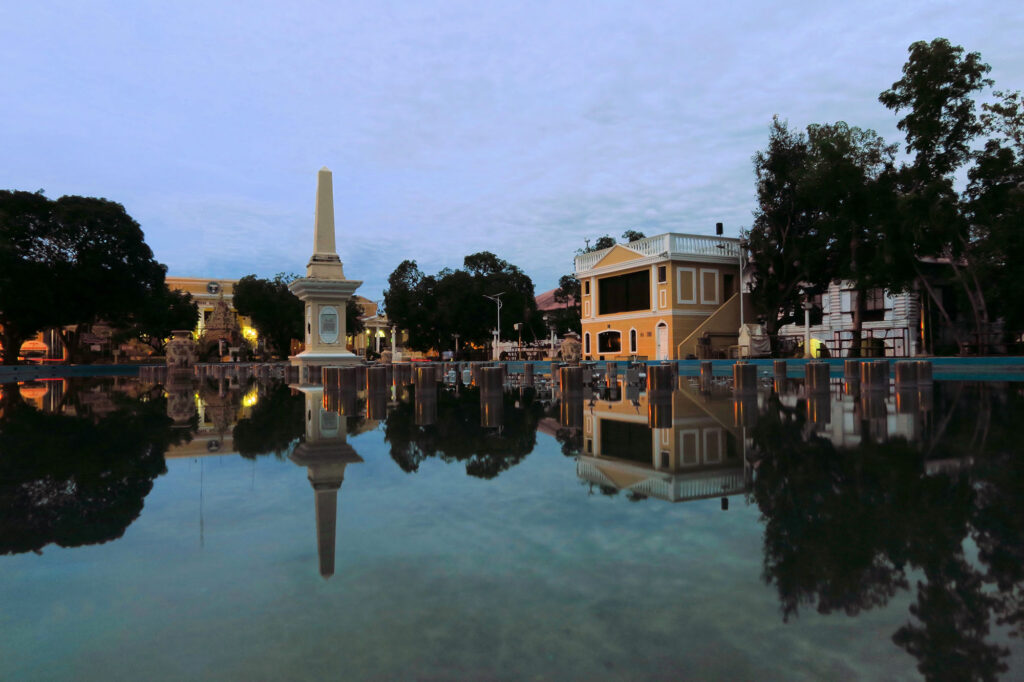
[0,385,189,554]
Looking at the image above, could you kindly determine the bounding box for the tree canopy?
[383,252,539,353]
[232,273,303,359]
[746,38,1024,353]
[0,191,170,364]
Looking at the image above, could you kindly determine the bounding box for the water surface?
[1,373,1022,680]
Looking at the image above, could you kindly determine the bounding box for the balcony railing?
[575,233,741,272]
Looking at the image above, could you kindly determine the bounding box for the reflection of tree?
[750,385,1024,680]
[384,387,543,478]
[0,385,189,555]
[233,382,304,458]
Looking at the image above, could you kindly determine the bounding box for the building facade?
[574,233,751,360]
[776,283,922,357]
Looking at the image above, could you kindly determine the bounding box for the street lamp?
[484,292,504,360]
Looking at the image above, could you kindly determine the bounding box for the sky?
[2,1,1022,304]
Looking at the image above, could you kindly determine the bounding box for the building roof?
[574,232,741,274]
[535,288,576,312]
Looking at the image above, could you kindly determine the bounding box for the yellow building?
[165,277,257,340]
[574,233,752,360]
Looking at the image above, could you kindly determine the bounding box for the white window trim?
[651,265,658,311]
[700,268,719,305]
[584,332,591,355]
[583,300,591,317]
[703,428,724,464]
[659,289,667,308]
[596,329,622,354]
[676,267,697,304]
[678,428,699,466]
[629,327,638,354]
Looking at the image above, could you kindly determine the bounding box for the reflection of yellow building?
[574,233,752,360]
[575,383,748,502]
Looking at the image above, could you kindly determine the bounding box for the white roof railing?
[575,233,740,273]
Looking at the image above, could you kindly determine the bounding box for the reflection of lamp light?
[242,326,258,341]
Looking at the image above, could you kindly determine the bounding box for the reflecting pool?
[1,371,1023,680]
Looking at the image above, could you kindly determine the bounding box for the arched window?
[629,328,638,354]
[584,332,591,355]
[597,330,621,353]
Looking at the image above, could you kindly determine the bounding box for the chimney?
[715,222,723,236]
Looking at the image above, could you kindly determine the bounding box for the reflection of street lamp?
[484,292,504,360]
[453,333,460,357]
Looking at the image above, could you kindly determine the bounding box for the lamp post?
[453,333,460,358]
[739,239,747,330]
[484,293,504,360]
[802,298,813,358]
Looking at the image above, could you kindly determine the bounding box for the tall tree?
[0,191,168,364]
[803,122,901,355]
[879,38,998,352]
[383,253,539,353]
[744,117,830,347]
[232,273,303,359]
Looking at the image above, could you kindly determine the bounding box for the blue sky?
[2,1,1021,303]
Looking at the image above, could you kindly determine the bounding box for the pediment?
[593,244,645,269]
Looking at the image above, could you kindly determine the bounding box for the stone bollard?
[480,366,504,395]
[733,362,757,394]
[471,362,484,386]
[806,361,830,393]
[415,388,437,426]
[773,360,787,384]
[733,394,758,428]
[860,360,890,391]
[807,393,831,425]
[647,364,673,393]
[700,361,714,389]
[480,393,504,429]
[366,389,388,421]
[560,365,583,393]
[524,362,535,386]
[321,366,341,389]
[648,391,672,429]
[559,393,584,429]
[414,365,436,390]
[894,361,918,388]
[895,386,918,414]
[916,360,933,385]
[367,365,388,393]
[338,387,357,416]
[844,359,861,382]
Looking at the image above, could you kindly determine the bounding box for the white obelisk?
[289,167,362,384]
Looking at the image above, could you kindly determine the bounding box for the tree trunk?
[912,263,964,352]
[1,326,28,365]
[949,260,989,355]
[59,324,87,364]
[849,289,865,358]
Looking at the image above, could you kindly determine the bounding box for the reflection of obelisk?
[289,387,362,579]
[289,168,363,385]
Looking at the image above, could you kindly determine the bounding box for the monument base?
[290,350,363,386]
